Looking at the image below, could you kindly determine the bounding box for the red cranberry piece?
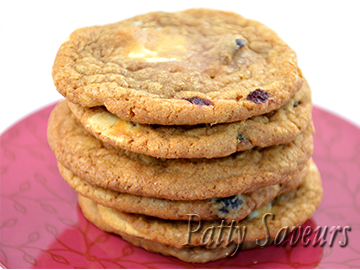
[247,89,269,104]
[185,97,213,106]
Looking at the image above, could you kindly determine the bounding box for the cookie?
[68,80,312,159]
[52,8,303,125]
[95,160,322,249]
[48,100,314,200]
[79,194,264,264]
[59,161,308,222]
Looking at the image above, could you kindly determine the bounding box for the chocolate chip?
[235,39,246,49]
[217,196,243,209]
[293,101,299,107]
[229,197,243,208]
[247,89,269,104]
[219,207,229,214]
[237,134,247,142]
[185,97,213,106]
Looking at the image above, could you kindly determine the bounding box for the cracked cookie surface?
[53,8,302,125]
[48,100,313,200]
[59,161,308,222]
[68,80,312,159]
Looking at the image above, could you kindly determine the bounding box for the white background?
[1,0,360,134]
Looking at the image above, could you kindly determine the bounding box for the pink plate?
[1,103,360,268]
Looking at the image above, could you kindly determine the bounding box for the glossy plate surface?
[0,103,359,268]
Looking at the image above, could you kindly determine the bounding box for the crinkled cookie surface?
[53,8,302,125]
[47,100,314,200]
[95,160,322,248]
[59,161,307,222]
[68,80,312,158]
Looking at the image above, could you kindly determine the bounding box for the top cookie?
[52,8,303,125]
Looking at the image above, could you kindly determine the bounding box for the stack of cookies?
[48,9,323,263]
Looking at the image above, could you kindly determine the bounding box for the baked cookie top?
[59,161,307,222]
[68,79,312,159]
[52,8,303,125]
[48,100,313,200]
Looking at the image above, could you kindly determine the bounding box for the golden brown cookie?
[79,194,263,264]
[95,160,322,249]
[53,8,303,125]
[59,161,308,222]
[68,80,312,159]
[48,100,314,200]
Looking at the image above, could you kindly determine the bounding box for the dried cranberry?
[185,97,213,106]
[247,89,269,104]
[235,39,246,49]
